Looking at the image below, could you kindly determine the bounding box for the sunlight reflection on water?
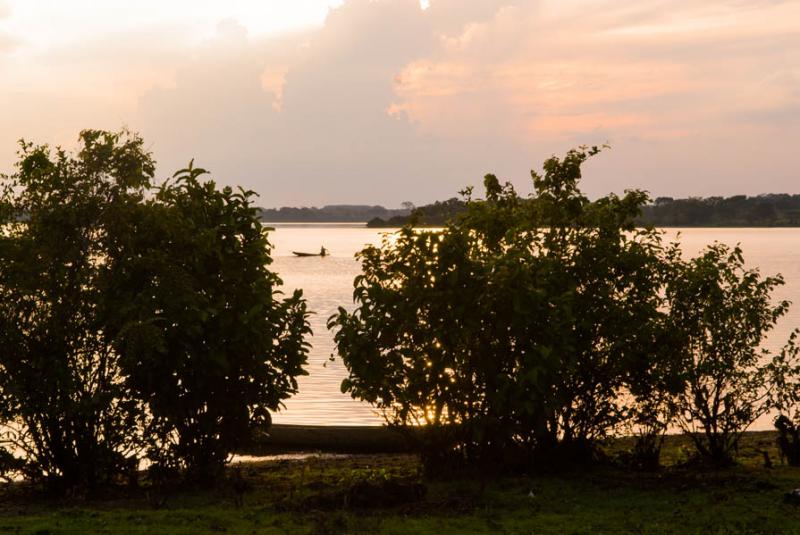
[268,224,390,426]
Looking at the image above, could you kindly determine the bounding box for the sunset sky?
[0,0,798,206]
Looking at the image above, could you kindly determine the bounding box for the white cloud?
[0,1,13,52]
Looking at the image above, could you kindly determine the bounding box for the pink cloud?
[1,0,800,205]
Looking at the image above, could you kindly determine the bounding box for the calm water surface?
[268,225,800,429]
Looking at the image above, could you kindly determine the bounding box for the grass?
[1,433,800,534]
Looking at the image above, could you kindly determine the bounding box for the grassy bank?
[1,432,800,534]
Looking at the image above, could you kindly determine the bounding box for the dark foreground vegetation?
[366,194,800,227]
[333,146,800,475]
[3,131,800,533]
[0,130,310,490]
[0,432,799,534]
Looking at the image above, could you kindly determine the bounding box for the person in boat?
[320,246,328,257]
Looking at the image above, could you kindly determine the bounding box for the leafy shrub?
[621,287,687,470]
[667,244,800,465]
[524,155,666,461]
[0,130,152,491]
[111,163,311,482]
[329,148,667,471]
[0,130,311,489]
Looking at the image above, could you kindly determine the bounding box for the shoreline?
[246,424,783,456]
[244,424,417,455]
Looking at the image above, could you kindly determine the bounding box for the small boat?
[292,247,328,257]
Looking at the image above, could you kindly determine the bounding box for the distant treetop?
[367,193,800,228]
[640,194,800,227]
[258,204,410,223]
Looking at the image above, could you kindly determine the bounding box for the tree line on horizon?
[258,194,800,228]
[258,204,412,223]
[1,131,800,496]
[365,193,800,228]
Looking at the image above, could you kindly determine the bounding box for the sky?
[0,0,798,207]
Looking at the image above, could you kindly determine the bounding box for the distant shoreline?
[261,195,800,228]
[261,220,800,229]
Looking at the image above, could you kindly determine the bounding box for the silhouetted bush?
[666,244,800,465]
[0,130,311,490]
[330,148,670,471]
[332,147,800,472]
[0,130,152,491]
[110,163,311,483]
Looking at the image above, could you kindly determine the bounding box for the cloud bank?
[1,0,799,205]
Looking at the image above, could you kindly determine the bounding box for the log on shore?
[242,424,421,455]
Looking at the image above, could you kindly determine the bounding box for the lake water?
[268,225,800,429]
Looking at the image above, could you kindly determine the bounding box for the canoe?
[239,424,419,454]
[292,251,322,257]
